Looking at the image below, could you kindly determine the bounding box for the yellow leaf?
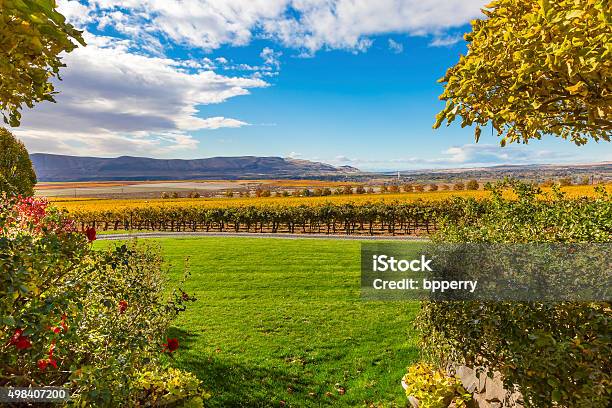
[566,10,585,20]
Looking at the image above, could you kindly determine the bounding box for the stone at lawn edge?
[485,372,506,402]
[477,372,487,393]
[457,365,479,393]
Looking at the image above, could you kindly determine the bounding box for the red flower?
[9,329,23,344]
[50,314,69,333]
[15,337,31,350]
[38,359,48,371]
[37,357,58,371]
[48,358,58,369]
[118,300,128,314]
[162,338,179,353]
[85,227,96,242]
[9,329,31,350]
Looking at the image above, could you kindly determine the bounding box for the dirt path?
[98,231,429,241]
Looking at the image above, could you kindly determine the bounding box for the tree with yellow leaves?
[0,0,84,127]
[434,0,611,146]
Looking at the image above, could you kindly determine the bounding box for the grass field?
[95,237,422,407]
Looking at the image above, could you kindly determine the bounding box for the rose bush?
[0,194,206,406]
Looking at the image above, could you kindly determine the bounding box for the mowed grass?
[96,237,422,407]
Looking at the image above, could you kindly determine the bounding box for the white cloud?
[63,0,485,54]
[13,33,267,157]
[22,1,487,157]
[260,47,283,69]
[57,0,93,25]
[429,33,464,47]
[324,144,572,170]
[388,39,404,53]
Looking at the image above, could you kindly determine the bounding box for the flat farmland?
[47,184,609,213]
[36,179,352,199]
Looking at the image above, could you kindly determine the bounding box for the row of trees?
[69,187,606,237]
[72,200,474,235]
[191,181,482,199]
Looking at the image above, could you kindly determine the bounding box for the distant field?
[94,237,421,407]
[48,185,608,213]
[50,190,488,212]
[35,179,352,198]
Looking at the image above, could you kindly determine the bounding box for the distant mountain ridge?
[30,153,360,182]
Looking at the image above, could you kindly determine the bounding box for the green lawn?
[97,237,422,407]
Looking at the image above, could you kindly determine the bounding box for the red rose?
[15,337,31,350]
[9,329,23,344]
[38,359,48,371]
[9,329,31,350]
[118,300,128,314]
[85,227,96,242]
[162,338,179,353]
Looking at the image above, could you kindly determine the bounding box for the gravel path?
[98,231,429,241]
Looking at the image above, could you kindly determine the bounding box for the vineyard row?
[72,201,477,236]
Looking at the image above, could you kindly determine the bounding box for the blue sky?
[13,1,611,171]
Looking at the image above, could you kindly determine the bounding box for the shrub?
[380,185,388,193]
[465,180,479,190]
[540,179,554,187]
[559,177,573,186]
[313,188,323,197]
[225,190,234,198]
[389,185,400,193]
[129,366,210,407]
[402,363,471,408]
[418,181,611,408]
[170,192,180,199]
[322,188,332,196]
[403,184,414,193]
[355,186,366,194]
[453,182,465,191]
[414,185,425,192]
[189,191,201,198]
[428,184,438,192]
[366,187,375,194]
[441,185,450,191]
[0,128,37,197]
[343,185,353,195]
[0,195,202,405]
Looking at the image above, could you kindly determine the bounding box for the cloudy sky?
[12,0,611,171]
